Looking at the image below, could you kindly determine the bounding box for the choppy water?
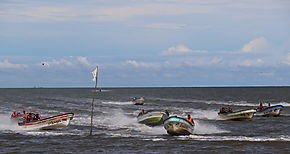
[1,87,290,153]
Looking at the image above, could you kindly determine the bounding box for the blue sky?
[1,0,290,87]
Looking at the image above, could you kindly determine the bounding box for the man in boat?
[258,103,263,111]
[227,107,233,113]
[138,109,146,116]
[219,107,226,113]
[33,113,41,121]
[11,111,18,118]
[187,114,194,125]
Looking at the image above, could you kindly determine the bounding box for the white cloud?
[44,58,74,68]
[0,3,215,22]
[125,60,157,68]
[240,58,264,67]
[76,56,94,67]
[162,45,207,55]
[241,37,267,53]
[0,60,27,69]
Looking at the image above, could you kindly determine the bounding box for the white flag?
[92,66,98,81]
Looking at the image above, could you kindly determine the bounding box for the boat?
[18,112,74,130]
[133,97,145,105]
[137,110,169,126]
[218,109,256,120]
[255,105,285,116]
[163,116,194,135]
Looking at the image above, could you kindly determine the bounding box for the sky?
[1,0,290,88]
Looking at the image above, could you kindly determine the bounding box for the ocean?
[1,87,290,153]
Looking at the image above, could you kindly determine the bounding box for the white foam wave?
[193,120,229,134]
[94,109,166,135]
[101,101,133,105]
[0,114,22,131]
[183,135,290,142]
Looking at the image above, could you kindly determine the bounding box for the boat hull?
[137,110,169,126]
[256,105,284,116]
[18,113,74,130]
[163,116,194,135]
[218,109,256,120]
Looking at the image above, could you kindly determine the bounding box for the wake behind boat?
[163,116,194,135]
[137,109,169,126]
[256,105,284,116]
[218,108,256,120]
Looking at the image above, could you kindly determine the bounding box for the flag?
[92,66,98,81]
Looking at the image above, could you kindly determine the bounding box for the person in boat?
[258,103,263,111]
[219,107,226,113]
[227,107,233,113]
[187,114,194,125]
[138,109,146,116]
[26,114,31,122]
[33,113,41,121]
[11,111,18,118]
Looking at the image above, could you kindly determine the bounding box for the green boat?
[137,110,169,126]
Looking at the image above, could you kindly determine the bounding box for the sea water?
[0,87,290,153]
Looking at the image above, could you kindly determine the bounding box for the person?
[259,103,263,111]
[219,107,226,113]
[187,114,194,125]
[34,113,41,120]
[268,103,271,107]
[11,111,17,118]
[138,109,145,116]
[227,107,233,113]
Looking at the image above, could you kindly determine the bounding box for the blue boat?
[256,105,285,116]
[163,116,194,135]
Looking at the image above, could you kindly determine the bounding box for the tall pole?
[90,66,98,136]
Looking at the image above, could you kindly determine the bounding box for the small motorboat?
[137,110,169,126]
[133,97,145,105]
[218,109,256,120]
[255,105,285,116]
[163,116,194,135]
[18,112,74,130]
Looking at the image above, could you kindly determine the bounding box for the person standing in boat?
[11,111,17,118]
[138,109,145,116]
[259,103,263,111]
[187,114,194,125]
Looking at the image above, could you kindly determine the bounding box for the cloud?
[0,2,215,22]
[241,37,267,53]
[0,60,27,69]
[161,45,207,55]
[44,58,74,68]
[125,60,157,68]
[240,58,264,67]
[76,56,94,67]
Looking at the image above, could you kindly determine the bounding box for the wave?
[101,101,133,105]
[182,135,290,142]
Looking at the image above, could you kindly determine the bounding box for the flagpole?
[90,66,98,136]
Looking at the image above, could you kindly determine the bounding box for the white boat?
[137,110,169,126]
[133,97,145,105]
[218,109,256,120]
[18,113,74,130]
[163,116,194,135]
[255,105,284,116]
